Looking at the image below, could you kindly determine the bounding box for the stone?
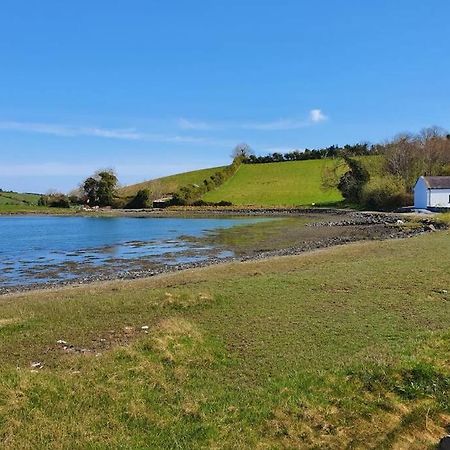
[438,435,450,450]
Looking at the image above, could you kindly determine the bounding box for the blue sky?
[1,0,449,193]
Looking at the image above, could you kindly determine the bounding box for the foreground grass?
[0,232,450,448]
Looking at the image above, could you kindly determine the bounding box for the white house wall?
[429,189,450,207]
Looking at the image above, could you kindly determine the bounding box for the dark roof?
[423,176,450,189]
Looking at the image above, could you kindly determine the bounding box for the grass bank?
[0,204,77,214]
[120,166,224,199]
[0,231,449,448]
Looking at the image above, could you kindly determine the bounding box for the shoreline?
[0,218,436,296]
[0,205,432,220]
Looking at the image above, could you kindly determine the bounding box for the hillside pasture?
[120,166,224,199]
[202,159,343,206]
[0,191,40,206]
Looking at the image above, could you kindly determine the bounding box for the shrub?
[337,155,370,203]
[126,189,150,209]
[361,176,411,210]
[39,193,71,208]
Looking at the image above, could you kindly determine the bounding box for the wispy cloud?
[177,109,329,131]
[241,118,308,131]
[0,121,144,140]
[177,118,214,131]
[0,161,219,182]
[0,120,231,146]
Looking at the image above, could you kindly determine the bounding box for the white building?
[414,176,450,210]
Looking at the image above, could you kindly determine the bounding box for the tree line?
[322,127,450,209]
[37,127,450,211]
[243,143,372,164]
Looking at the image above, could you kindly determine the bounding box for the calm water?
[0,215,265,288]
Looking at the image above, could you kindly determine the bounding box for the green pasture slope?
[0,191,43,212]
[0,191,41,206]
[203,157,382,206]
[0,230,449,448]
[202,159,341,206]
[121,166,224,198]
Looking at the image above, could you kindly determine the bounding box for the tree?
[126,189,150,209]
[82,169,118,207]
[381,127,450,189]
[337,155,370,203]
[231,143,254,160]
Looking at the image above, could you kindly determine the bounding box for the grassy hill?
[121,166,224,199]
[203,156,383,206]
[121,156,382,207]
[0,230,449,448]
[202,159,342,206]
[0,191,41,206]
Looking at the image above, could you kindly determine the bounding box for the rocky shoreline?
[0,210,442,296]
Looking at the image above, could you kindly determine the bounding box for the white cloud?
[0,121,143,140]
[0,120,237,147]
[241,118,308,131]
[178,118,214,131]
[177,109,329,132]
[309,109,327,123]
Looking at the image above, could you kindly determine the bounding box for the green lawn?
[121,166,225,198]
[202,160,343,206]
[0,231,449,448]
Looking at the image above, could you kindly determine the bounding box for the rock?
[141,325,149,330]
[438,435,450,449]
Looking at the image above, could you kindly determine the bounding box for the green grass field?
[121,166,224,199]
[1,230,449,448]
[202,160,342,206]
[203,157,383,207]
[0,191,41,206]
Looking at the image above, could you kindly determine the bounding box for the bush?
[337,155,370,203]
[39,193,71,208]
[126,189,150,209]
[362,176,412,210]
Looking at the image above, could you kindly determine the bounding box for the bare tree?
[231,143,254,159]
[381,127,450,188]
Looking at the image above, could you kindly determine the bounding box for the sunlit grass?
[0,231,449,448]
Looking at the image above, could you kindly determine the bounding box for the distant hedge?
[244,143,373,164]
[171,157,242,205]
